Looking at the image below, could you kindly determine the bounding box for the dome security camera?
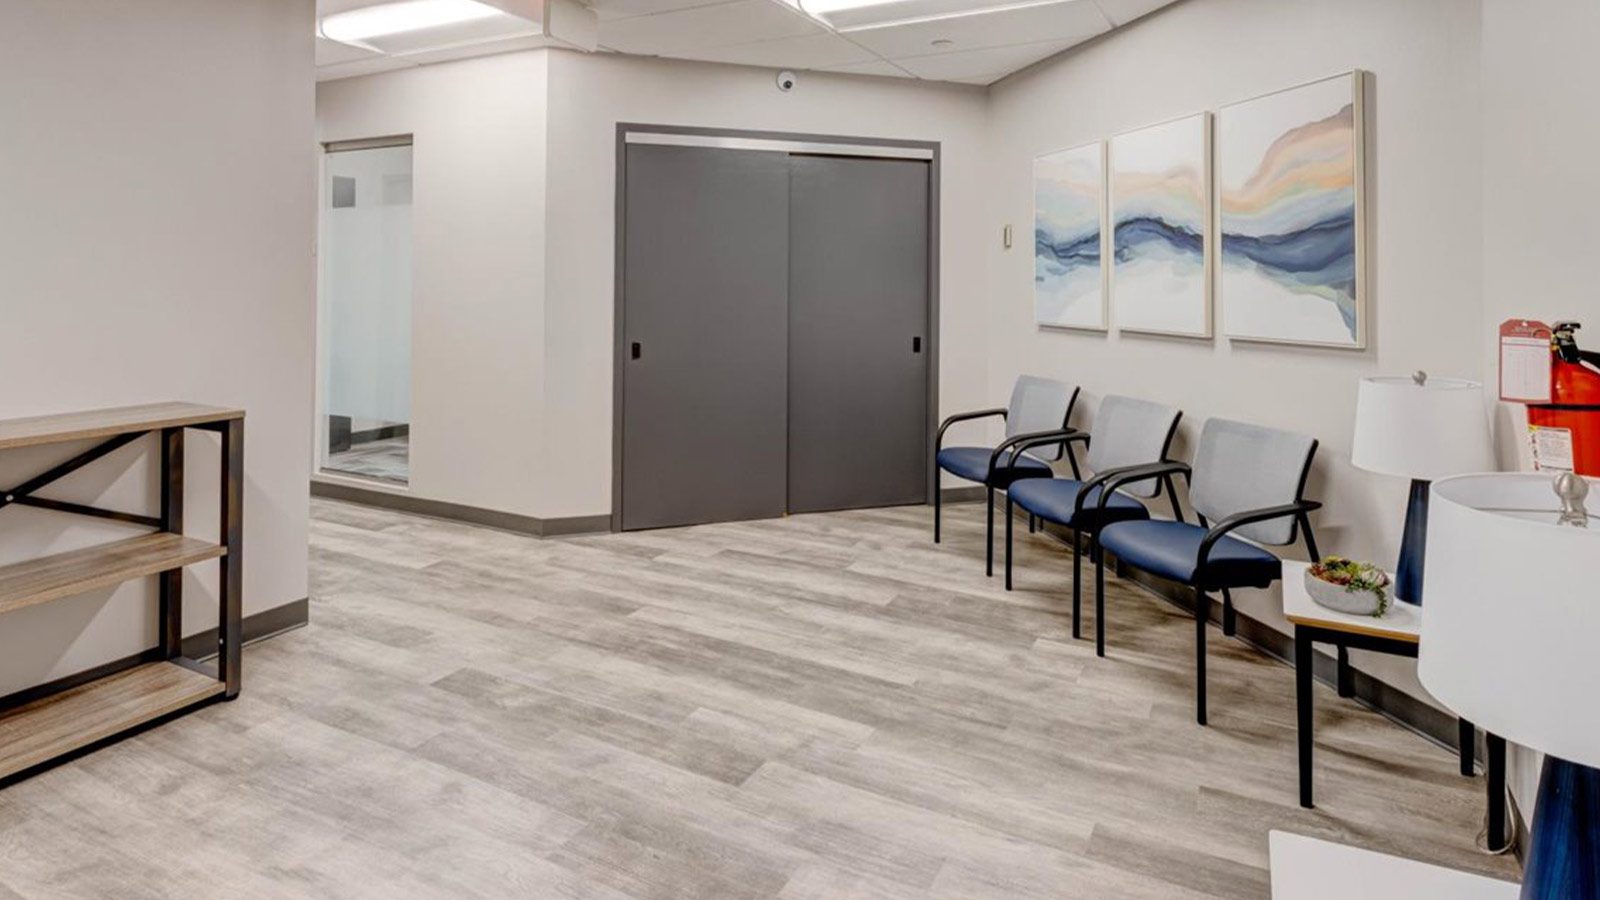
[776,70,797,92]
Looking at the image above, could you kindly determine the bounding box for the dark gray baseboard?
[180,597,309,661]
[311,479,612,537]
[940,486,986,504]
[0,598,309,710]
[351,423,410,444]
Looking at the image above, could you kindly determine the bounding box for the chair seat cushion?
[936,446,1051,487]
[1098,519,1282,589]
[1008,478,1149,529]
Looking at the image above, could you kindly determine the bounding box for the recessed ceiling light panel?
[800,0,1075,32]
[320,0,505,44]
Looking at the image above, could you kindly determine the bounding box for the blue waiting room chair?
[934,376,1080,577]
[1004,395,1183,654]
[1094,419,1322,726]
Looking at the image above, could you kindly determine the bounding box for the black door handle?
[631,341,641,360]
[912,336,922,353]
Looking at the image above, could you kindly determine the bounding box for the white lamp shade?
[1350,376,1495,480]
[1418,473,1600,767]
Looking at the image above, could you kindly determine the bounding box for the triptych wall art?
[1033,70,1366,349]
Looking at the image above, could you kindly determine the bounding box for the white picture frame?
[1217,70,1367,349]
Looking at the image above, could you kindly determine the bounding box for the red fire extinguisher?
[1527,321,1600,476]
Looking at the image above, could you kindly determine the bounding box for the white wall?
[0,0,315,693]
[985,0,1484,703]
[316,52,549,515]
[321,49,991,520]
[1480,0,1600,818]
[541,50,991,517]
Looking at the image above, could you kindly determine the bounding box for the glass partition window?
[320,141,413,484]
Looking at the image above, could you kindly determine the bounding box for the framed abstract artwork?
[1109,112,1211,338]
[1033,141,1106,331]
[1218,70,1366,348]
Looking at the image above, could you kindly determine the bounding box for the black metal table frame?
[1294,623,1508,851]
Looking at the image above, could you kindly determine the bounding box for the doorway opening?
[318,136,413,485]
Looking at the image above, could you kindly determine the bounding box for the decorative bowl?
[1305,557,1391,617]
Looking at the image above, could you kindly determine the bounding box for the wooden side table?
[1282,562,1495,826]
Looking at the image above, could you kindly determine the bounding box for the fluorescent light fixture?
[799,0,1076,32]
[320,0,503,43]
[800,0,897,12]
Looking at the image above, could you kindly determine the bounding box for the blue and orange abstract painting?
[1220,72,1363,347]
[1110,114,1210,336]
[1034,142,1104,329]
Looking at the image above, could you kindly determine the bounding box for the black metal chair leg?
[1004,495,1014,590]
[1071,527,1082,640]
[1195,589,1209,726]
[1221,588,1236,637]
[933,466,942,543]
[1029,514,1036,533]
[985,487,995,577]
[1094,541,1106,658]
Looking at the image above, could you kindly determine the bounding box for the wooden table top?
[0,402,243,451]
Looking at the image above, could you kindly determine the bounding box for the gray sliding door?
[618,132,934,530]
[620,144,790,530]
[787,155,930,513]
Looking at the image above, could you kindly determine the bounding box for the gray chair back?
[1085,395,1181,498]
[1005,375,1076,461]
[1190,419,1318,545]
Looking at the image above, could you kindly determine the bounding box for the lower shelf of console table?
[0,661,225,780]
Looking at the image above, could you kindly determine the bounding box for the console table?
[0,402,243,784]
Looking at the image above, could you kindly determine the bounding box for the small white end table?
[1280,561,1482,812]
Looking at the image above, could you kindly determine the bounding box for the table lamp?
[1420,472,1600,899]
[1350,374,1495,603]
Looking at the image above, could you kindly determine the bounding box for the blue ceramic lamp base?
[1394,479,1431,605]
[1522,755,1600,899]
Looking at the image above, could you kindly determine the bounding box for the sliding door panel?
[787,155,931,514]
[621,144,790,530]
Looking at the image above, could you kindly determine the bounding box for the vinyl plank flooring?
[0,498,1520,899]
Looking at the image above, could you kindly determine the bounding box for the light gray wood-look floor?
[0,499,1518,899]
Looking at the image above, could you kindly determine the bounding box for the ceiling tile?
[818,58,915,78]
[599,0,816,54]
[892,37,1077,80]
[1091,0,1179,27]
[677,31,877,68]
[846,0,1108,61]
[586,0,740,20]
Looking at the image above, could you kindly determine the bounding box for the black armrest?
[936,408,1007,452]
[1196,500,1323,571]
[988,428,1081,478]
[1080,461,1192,520]
[1010,430,1088,462]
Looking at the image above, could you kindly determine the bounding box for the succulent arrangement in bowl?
[1305,557,1391,617]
